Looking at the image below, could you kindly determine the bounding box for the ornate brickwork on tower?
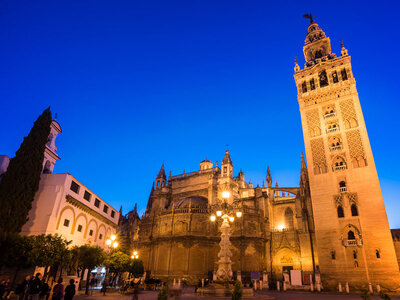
[294,18,400,289]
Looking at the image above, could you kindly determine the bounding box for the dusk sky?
[1,1,399,227]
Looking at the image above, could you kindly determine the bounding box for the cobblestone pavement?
[76,288,400,300]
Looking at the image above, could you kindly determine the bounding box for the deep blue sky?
[1,1,399,227]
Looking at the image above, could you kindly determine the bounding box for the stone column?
[216,215,233,281]
[237,271,242,283]
[262,271,269,289]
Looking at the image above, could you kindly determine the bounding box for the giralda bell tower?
[294,16,400,289]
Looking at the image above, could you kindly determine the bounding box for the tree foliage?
[104,251,131,274]
[0,233,33,268]
[232,280,243,300]
[76,244,106,295]
[29,234,72,270]
[0,107,52,233]
[128,259,144,277]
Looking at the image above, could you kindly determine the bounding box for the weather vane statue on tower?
[303,13,315,24]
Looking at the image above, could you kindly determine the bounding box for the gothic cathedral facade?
[294,19,400,288]
[118,18,400,290]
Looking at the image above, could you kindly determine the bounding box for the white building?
[21,172,119,247]
[2,119,119,248]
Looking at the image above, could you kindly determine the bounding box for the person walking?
[39,278,50,300]
[63,280,75,300]
[29,274,43,300]
[51,279,64,300]
[101,278,108,296]
[15,276,30,300]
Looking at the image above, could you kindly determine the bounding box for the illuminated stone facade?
[294,19,400,289]
[118,19,400,290]
[120,152,317,284]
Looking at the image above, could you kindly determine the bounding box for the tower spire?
[266,166,272,188]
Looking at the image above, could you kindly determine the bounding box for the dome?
[173,196,208,208]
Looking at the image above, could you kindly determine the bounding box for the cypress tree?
[0,107,52,233]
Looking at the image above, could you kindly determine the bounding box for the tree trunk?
[58,266,63,281]
[85,268,90,295]
[11,266,20,288]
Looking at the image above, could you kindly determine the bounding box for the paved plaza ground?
[76,288,400,300]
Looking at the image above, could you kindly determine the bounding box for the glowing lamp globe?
[216,211,222,217]
[222,191,230,199]
[236,211,242,218]
[210,215,216,222]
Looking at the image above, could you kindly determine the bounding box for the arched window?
[351,204,358,216]
[332,71,339,83]
[353,250,357,259]
[348,230,356,240]
[339,181,346,188]
[284,208,294,230]
[302,81,307,93]
[337,206,344,218]
[376,249,381,259]
[341,69,348,80]
[310,79,316,90]
[333,156,347,171]
[43,160,51,174]
[319,70,329,87]
[331,251,336,260]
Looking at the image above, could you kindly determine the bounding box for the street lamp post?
[210,191,242,282]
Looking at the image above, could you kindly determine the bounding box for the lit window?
[63,219,70,227]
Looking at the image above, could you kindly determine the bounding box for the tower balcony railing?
[342,239,363,247]
[334,165,347,171]
[326,126,339,134]
[339,187,348,193]
[324,112,336,119]
[329,144,342,151]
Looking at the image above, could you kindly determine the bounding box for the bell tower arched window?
[319,70,328,87]
[348,230,356,240]
[337,206,344,218]
[351,204,358,217]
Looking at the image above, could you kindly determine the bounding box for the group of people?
[0,273,76,300]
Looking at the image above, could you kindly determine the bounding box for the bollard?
[338,282,342,293]
[376,284,381,293]
[345,282,349,294]
[368,282,373,294]
[277,281,280,291]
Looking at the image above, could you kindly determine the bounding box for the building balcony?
[326,127,339,134]
[329,145,342,151]
[334,165,347,171]
[339,187,348,193]
[342,239,363,247]
[324,112,336,119]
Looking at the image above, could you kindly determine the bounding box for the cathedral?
[119,18,400,290]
